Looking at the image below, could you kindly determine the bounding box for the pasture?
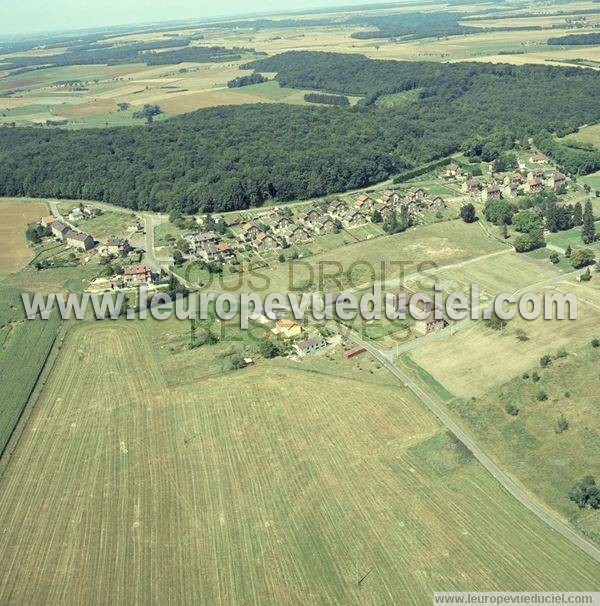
[0,198,47,275]
[0,321,598,605]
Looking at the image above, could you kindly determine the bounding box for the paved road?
[348,330,600,564]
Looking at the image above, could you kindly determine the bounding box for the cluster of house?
[183,231,235,263]
[462,168,567,202]
[42,216,96,251]
[232,190,446,252]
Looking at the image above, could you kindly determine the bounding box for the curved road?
[348,330,600,564]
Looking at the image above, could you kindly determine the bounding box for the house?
[127,222,142,234]
[524,179,544,194]
[50,221,71,240]
[343,209,368,228]
[406,187,426,201]
[503,172,523,186]
[328,199,347,217]
[355,194,375,212]
[481,185,502,201]
[380,190,401,205]
[285,225,312,245]
[215,241,235,260]
[527,169,545,183]
[503,182,519,199]
[372,202,392,220]
[271,216,294,232]
[429,196,446,210]
[293,336,327,357]
[461,180,481,195]
[189,231,219,255]
[123,264,152,285]
[297,207,321,226]
[239,222,260,241]
[314,216,335,235]
[68,208,84,222]
[548,172,566,191]
[414,315,448,336]
[253,232,279,250]
[445,163,463,178]
[100,236,131,256]
[40,215,56,227]
[530,153,546,164]
[65,230,95,251]
[271,318,302,339]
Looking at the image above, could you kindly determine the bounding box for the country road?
[347,330,600,564]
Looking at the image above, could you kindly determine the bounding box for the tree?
[540,354,552,368]
[483,199,515,225]
[513,229,545,253]
[227,354,247,370]
[549,252,560,264]
[505,403,519,416]
[487,311,506,331]
[173,250,184,266]
[513,209,542,233]
[258,340,281,359]
[555,414,569,433]
[569,476,600,509]
[460,203,477,223]
[582,200,596,244]
[371,209,383,223]
[573,201,583,226]
[570,248,595,269]
[565,245,572,258]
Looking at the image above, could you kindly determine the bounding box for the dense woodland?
[1,52,600,213]
[548,33,600,45]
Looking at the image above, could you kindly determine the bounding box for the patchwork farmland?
[0,322,598,605]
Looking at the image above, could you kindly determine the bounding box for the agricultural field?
[0,284,60,456]
[0,198,47,275]
[0,321,598,605]
[564,123,600,147]
[2,1,600,126]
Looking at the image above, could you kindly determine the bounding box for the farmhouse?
[126,221,142,234]
[504,172,523,186]
[372,202,392,220]
[530,153,546,164]
[65,230,95,251]
[355,194,375,211]
[215,241,235,260]
[123,264,152,285]
[429,196,446,210]
[271,318,302,339]
[461,180,480,194]
[481,185,502,201]
[406,187,426,201]
[293,336,327,357]
[100,236,132,256]
[50,220,71,240]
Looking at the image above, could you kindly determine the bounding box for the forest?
[548,33,600,45]
[1,52,600,213]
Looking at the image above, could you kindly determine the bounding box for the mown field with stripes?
[0,321,598,605]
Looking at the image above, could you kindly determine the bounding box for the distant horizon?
[0,0,406,39]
